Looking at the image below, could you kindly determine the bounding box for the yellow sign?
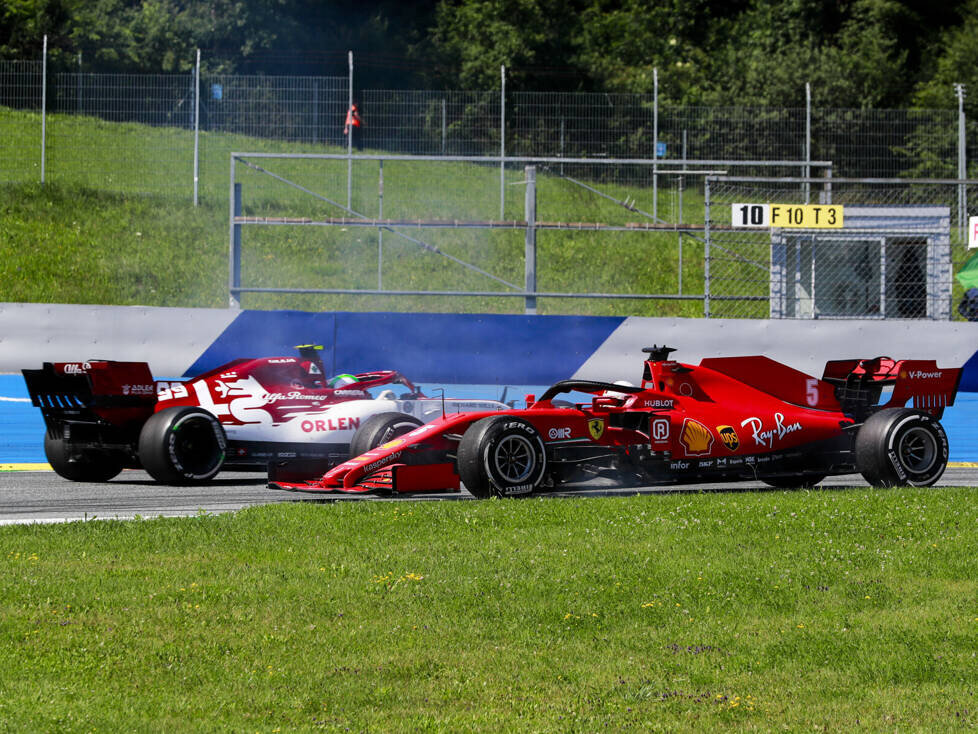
[769,204,843,229]
[588,419,605,440]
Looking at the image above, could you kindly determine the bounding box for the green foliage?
[2,0,976,106]
[2,487,978,730]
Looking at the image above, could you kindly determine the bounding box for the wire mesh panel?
[0,60,43,183]
[47,73,194,194]
[509,92,656,158]
[204,74,346,145]
[228,153,710,315]
[362,90,500,156]
[661,107,808,175]
[706,178,965,320]
[814,109,957,178]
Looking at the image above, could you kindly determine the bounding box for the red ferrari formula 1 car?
[269,346,962,497]
[23,345,506,485]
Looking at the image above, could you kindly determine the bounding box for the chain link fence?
[1,58,972,196]
[3,56,978,321]
[705,177,977,320]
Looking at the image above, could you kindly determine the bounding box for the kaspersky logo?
[717,425,740,451]
[680,418,713,456]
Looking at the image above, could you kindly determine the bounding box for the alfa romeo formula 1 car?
[23,345,506,485]
[269,346,962,497]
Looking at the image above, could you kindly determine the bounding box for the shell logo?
[680,418,714,456]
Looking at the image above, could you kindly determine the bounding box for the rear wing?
[22,361,158,428]
[822,357,961,420]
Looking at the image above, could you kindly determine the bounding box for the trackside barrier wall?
[2,302,977,390]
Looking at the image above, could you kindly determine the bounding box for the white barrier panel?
[0,303,237,376]
[2,303,977,392]
[575,317,978,386]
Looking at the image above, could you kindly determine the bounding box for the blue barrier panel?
[184,310,626,384]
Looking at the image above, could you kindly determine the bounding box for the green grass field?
[0,106,707,316]
[3,487,978,731]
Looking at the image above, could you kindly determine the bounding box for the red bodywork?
[270,350,961,496]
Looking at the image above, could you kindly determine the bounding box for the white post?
[804,82,811,204]
[500,65,506,220]
[378,159,384,289]
[653,67,658,220]
[41,35,47,184]
[193,49,201,206]
[347,51,354,211]
[957,83,967,241]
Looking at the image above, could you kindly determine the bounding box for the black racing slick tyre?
[457,415,547,499]
[348,412,423,458]
[137,407,227,485]
[855,408,948,488]
[44,433,123,482]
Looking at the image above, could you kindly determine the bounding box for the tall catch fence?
[2,54,977,320]
[0,57,971,198]
[705,177,978,320]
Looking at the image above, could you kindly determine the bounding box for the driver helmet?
[327,373,359,388]
[603,380,635,401]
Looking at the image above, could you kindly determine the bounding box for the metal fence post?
[653,67,658,220]
[193,49,200,206]
[804,82,811,204]
[441,98,446,155]
[229,170,242,308]
[704,176,711,318]
[500,65,506,219]
[378,159,384,289]
[347,51,354,211]
[41,35,47,184]
[957,83,967,240]
[524,165,537,314]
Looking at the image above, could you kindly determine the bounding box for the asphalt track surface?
[2,466,978,525]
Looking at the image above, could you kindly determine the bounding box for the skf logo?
[680,418,714,456]
[717,425,740,451]
[588,419,605,440]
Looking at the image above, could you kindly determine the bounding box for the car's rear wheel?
[457,415,547,498]
[348,412,423,458]
[855,408,948,488]
[44,433,123,482]
[138,407,226,485]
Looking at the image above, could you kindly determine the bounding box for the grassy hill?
[0,107,706,316]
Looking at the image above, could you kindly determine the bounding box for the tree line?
[3,0,978,112]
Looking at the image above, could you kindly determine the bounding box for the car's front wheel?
[348,412,423,458]
[855,408,948,488]
[137,407,227,485]
[457,415,547,498]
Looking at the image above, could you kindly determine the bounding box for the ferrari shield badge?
[588,418,605,440]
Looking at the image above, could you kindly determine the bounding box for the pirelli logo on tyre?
[717,425,740,451]
[680,418,714,456]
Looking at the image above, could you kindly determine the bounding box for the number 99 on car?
[731,203,843,229]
